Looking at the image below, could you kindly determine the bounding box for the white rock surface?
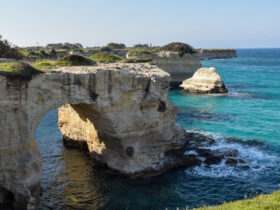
[0,63,187,208]
[180,67,228,93]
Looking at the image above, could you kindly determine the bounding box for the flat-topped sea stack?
[180,67,228,94]
[196,49,237,60]
[0,62,195,208]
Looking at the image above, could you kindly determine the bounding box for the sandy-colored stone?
[126,50,202,88]
[0,63,187,208]
[180,67,228,94]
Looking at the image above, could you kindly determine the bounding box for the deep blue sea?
[35,49,280,209]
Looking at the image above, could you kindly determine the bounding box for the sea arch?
[0,63,186,208]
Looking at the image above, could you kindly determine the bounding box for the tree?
[0,35,23,59]
[106,42,126,49]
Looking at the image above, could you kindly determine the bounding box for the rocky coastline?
[196,49,237,60]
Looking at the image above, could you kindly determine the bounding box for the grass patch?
[31,59,56,70]
[121,58,152,63]
[56,54,94,66]
[89,52,122,63]
[0,62,44,79]
[194,191,280,210]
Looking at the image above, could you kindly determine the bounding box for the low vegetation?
[100,46,113,53]
[0,35,23,59]
[133,44,150,49]
[128,48,160,55]
[31,59,56,70]
[106,42,126,49]
[56,54,94,66]
[195,191,280,210]
[0,62,43,79]
[122,58,152,63]
[89,52,122,63]
[161,42,195,56]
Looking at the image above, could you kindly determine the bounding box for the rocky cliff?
[0,63,188,209]
[196,49,237,60]
[126,50,202,88]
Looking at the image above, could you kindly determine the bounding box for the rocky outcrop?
[180,67,228,94]
[126,50,202,88]
[152,51,202,88]
[0,63,189,209]
[196,49,237,60]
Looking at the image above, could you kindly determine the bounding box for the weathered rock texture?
[195,49,237,60]
[180,67,228,94]
[126,50,202,88]
[0,63,188,209]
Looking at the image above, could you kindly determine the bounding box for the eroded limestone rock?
[0,63,187,208]
[126,50,202,88]
[180,67,228,94]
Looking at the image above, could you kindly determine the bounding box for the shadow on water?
[177,106,232,123]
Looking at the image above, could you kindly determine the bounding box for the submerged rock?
[180,67,228,93]
[225,158,247,165]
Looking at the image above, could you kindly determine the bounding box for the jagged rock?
[180,67,228,93]
[0,63,187,208]
[186,132,215,147]
[225,158,247,165]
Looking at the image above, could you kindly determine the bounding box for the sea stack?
[180,67,228,94]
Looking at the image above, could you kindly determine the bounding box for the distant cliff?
[126,50,202,88]
[196,49,237,60]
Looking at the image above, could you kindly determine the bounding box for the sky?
[0,0,280,48]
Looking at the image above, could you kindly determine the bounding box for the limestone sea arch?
[0,63,187,208]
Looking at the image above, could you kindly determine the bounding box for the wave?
[185,131,280,178]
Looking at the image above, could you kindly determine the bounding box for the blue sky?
[1,0,280,48]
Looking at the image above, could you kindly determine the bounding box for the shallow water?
[35,49,280,209]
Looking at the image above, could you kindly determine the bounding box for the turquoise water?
[35,49,280,209]
[170,49,280,151]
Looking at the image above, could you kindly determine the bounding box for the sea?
[35,49,280,209]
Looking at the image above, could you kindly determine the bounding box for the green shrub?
[90,52,122,63]
[100,47,112,53]
[106,42,126,49]
[0,35,23,59]
[161,42,195,56]
[56,54,94,66]
[133,44,149,49]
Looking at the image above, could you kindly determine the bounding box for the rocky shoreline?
[196,49,237,60]
[69,130,247,179]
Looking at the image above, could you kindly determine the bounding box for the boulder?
[180,67,228,93]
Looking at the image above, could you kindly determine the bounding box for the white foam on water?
[185,131,280,178]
